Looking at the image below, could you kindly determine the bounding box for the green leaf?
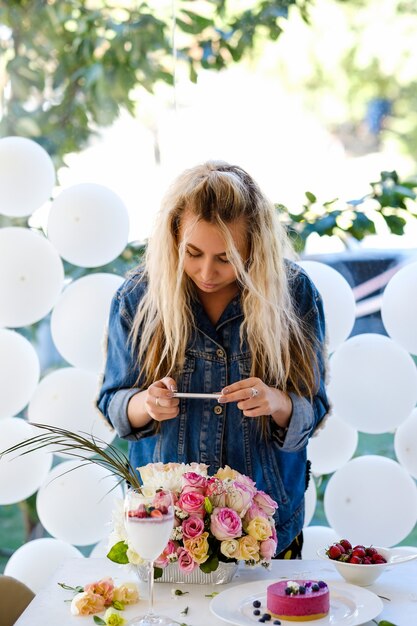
[154,566,164,580]
[93,617,106,625]
[305,191,317,203]
[199,555,219,574]
[57,582,84,593]
[382,214,406,236]
[204,497,213,514]
[107,541,129,564]
[378,621,398,626]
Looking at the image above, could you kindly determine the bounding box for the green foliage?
[0,0,307,163]
[280,170,417,252]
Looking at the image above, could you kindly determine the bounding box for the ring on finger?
[249,387,259,398]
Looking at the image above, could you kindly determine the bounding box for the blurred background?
[1,0,417,588]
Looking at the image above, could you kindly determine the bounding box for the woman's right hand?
[144,376,180,422]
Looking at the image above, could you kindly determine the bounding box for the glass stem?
[147,560,155,617]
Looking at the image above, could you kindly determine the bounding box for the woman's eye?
[218,257,230,264]
[186,250,201,258]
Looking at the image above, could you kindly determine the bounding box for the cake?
[266,579,329,621]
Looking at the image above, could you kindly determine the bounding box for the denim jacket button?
[213,405,223,415]
[216,348,225,358]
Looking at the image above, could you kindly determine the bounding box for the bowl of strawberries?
[317,539,395,586]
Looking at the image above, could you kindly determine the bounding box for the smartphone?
[172,392,222,399]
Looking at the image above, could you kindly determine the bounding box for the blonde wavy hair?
[130,160,319,405]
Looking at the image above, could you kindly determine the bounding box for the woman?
[97,160,329,558]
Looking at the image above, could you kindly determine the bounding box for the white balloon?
[394,408,417,480]
[28,367,115,457]
[0,418,52,505]
[36,460,124,545]
[47,183,129,267]
[0,136,55,217]
[50,273,123,372]
[304,476,317,527]
[0,329,40,418]
[381,261,417,355]
[0,228,64,327]
[4,538,83,593]
[324,455,417,546]
[327,333,417,433]
[302,525,339,560]
[308,415,358,476]
[298,261,355,353]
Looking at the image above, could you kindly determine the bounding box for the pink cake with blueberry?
[266,580,329,621]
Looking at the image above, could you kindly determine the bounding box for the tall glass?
[124,488,174,626]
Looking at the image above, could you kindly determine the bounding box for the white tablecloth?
[15,557,417,626]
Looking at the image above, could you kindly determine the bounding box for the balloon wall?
[0,137,416,589]
[0,137,128,590]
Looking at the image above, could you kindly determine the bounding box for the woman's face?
[180,213,248,297]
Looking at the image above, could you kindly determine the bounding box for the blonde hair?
[130,160,319,411]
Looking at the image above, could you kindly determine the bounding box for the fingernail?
[218,397,226,403]
[170,385,178,392]
[222,388,229,395]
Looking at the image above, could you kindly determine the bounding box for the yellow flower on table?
[184,531,210,564]
[238,535,260,562]
[246,516,273,541]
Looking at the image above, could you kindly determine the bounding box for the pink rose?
[210,507,242,540]
[225,481,254,516]
[182,472,208,493]
[182,516,205,540]
[254,490,278,516]
[234,472,257,495]
[243,503,269,528]
[84,577,114,606]
[155,540,178,568]
[70,592,105,616]
[260,537,277,560]
[178,491,206,517]
[177,547,198,573]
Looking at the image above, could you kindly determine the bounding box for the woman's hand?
[144,376,180,422]
[219,377,292,428]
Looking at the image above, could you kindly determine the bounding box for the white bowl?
[317,546,417,586]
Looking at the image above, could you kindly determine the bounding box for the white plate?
[210,579,383,626]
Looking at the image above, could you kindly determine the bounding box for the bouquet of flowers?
[107,462,278,576]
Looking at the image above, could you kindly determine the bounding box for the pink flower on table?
[254,490,278,516]
[182,515,205,540]
[155,540,178,568]
[177,547,198,573]
[84,577,114,606]
[182,472,208,493]
[210,507,242,540]
[234,472,257,495]
[260,537,277,560]
[178,490,206,517]
[225,481,253,517]
[243,503,268,528]
[70,591,106,615]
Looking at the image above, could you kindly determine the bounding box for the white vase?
[134,561,238,585]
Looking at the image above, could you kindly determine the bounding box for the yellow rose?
[126,547,145,565]
[215,466,238,480]
[220,539,240,559]
[104,607,126,626]
[246,516,272,541]
[184,531,209,564]
[113,582,140,605]
[238,535,260,562]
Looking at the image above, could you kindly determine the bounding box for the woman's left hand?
[219,377,292,426]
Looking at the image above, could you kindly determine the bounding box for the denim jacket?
[97,261,329,552]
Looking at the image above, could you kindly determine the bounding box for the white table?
[15,557,417,626]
